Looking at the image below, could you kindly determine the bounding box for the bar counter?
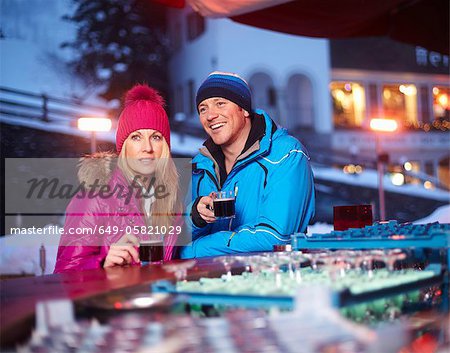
[1,241,448,351]
[0,258,233,348]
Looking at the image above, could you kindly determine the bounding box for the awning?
[157,0,449,54]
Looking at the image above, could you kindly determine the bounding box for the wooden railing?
[0,86,112,124]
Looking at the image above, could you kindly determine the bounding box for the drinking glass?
[139,238,164,264]
[383,249,406,272]
[213,190,236,219]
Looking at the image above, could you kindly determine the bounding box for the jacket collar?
[200,112,266,185]
[195,110,277,183]
[234,110,277,167]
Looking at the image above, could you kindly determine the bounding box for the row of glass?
[174,250,435,297]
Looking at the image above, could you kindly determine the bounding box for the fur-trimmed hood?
[77,151,118,186]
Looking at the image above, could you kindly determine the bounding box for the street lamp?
[77,117,112,153]
[369,118,398,221]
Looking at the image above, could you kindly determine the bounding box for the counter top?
[0,258,232,347]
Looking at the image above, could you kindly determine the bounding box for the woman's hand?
[103,233,140,268]
[197,192,216,223]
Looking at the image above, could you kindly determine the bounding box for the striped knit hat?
[196,71,252,113]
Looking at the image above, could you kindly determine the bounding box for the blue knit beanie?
[196,71,252,113]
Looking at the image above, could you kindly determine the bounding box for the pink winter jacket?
[54,153,180,273]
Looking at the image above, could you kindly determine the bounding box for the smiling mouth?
[138,158,155,164]
[210,122,226,131]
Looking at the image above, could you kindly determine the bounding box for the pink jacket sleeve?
[54,196,109,273]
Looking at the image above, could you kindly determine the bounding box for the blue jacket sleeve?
[180,149,315,258]
[183,173,213,242]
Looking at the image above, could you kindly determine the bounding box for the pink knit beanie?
[116,84,170,153]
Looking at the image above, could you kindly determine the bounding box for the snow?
[307,223,334,235]
[313,166,450,202]
[0,227,60,275]
[413,204,450,224]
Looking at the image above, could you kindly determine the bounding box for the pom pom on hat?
[125,84,165,106]
[116,84,170,153]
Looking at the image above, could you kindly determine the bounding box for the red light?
[435,289,442,296]
[411,333,438,353]
[114,301,123,309]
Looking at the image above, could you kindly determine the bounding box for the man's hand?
[104,233,140,268]
[197,192,216,223]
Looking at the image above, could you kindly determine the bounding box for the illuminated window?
[330,82,366,128]
[382,84,418,128]
[432,86,450,129]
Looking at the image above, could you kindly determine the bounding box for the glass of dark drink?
[213,190,236,219]
[139,239,164,264]
[333,204,373,231]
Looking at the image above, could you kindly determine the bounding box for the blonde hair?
[118,137,181,229]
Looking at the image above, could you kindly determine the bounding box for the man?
[180,71,315,258]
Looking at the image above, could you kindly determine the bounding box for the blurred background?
[1,0,449,274]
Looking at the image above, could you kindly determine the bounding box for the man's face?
[198,97,250,147]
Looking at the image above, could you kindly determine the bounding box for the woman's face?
[124,129,165,176]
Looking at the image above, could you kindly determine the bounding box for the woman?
[54,84,181,273]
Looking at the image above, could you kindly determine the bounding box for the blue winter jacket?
[180,110,315,258]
